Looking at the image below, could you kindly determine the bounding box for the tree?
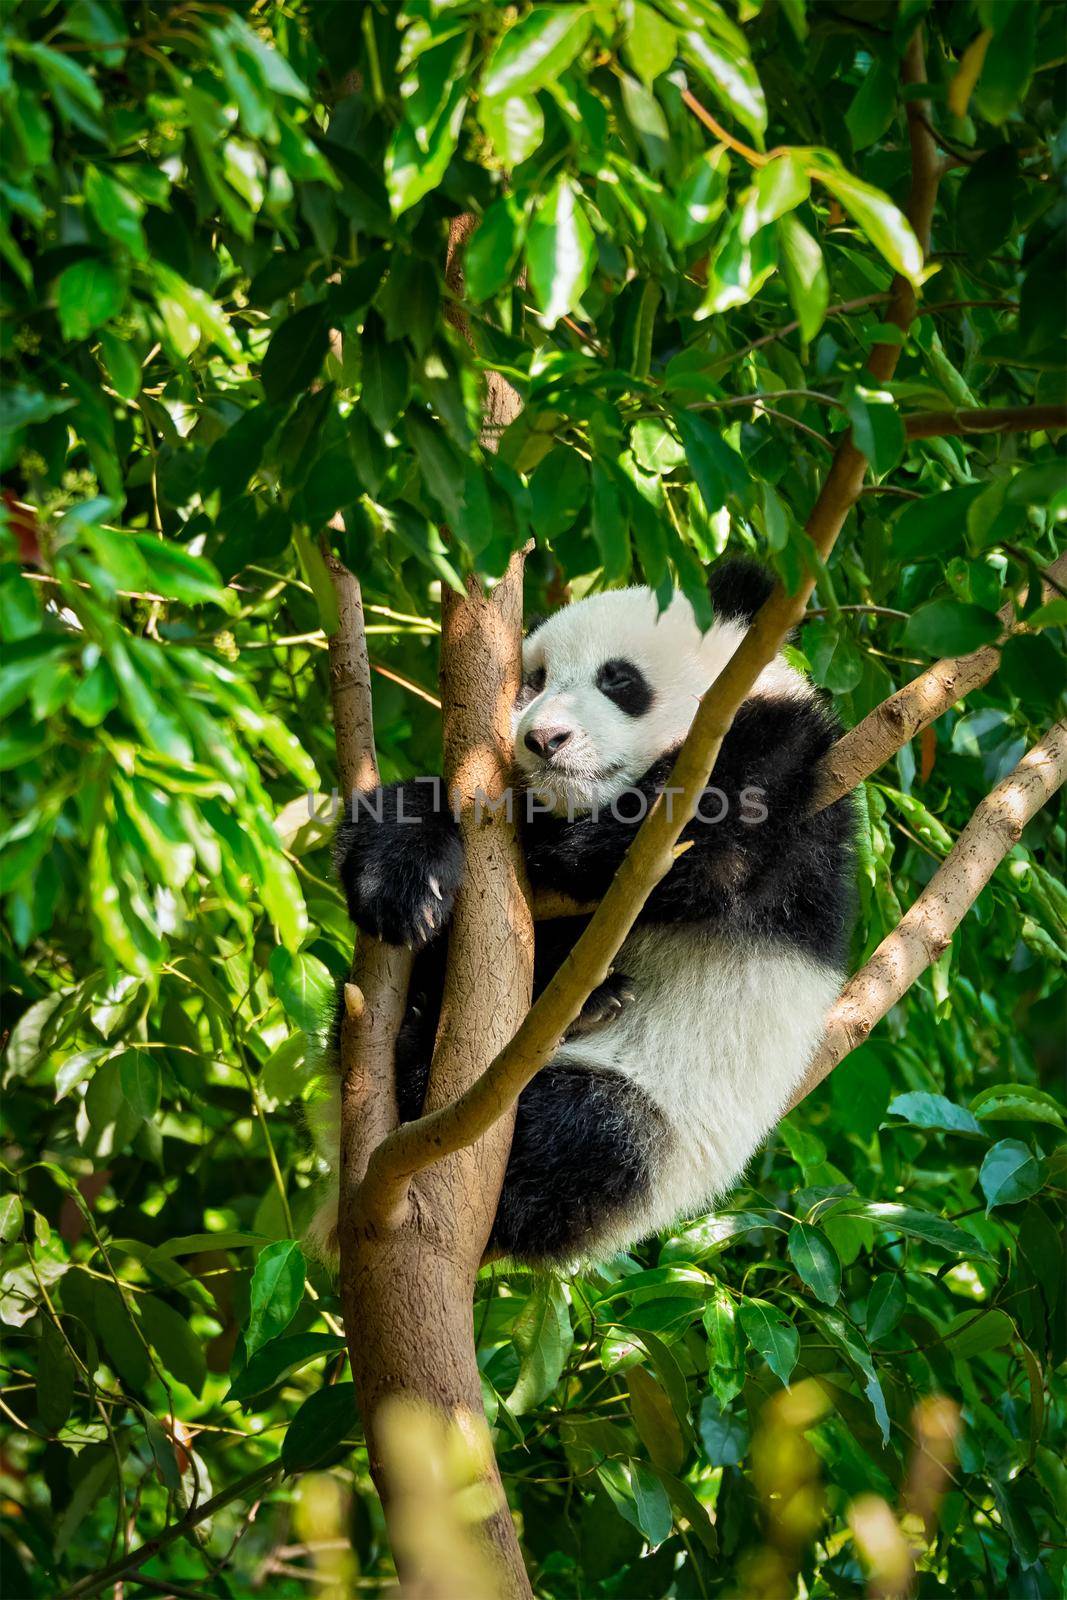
[1,3,1064,1598]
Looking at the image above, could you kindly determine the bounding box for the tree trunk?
[338,556,534,1597]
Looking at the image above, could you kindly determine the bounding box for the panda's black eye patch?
[517,663,546,706]
[596,658,653,717]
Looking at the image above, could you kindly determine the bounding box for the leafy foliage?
[1,1,1064,1596]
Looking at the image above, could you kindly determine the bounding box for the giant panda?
[311,558,854,1268]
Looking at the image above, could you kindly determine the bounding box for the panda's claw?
[564,973,637,1040]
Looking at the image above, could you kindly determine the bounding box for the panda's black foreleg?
[488,1062,667,1267]
[335,778,463,949]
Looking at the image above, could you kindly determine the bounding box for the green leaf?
[803,1304,890,1444]
[887,1089,984,1137]
[282,1382,360,1473]
[530,447,588,538]
[902,599,1001,656]
[971,1084,1065,1129]
[589,460,629,581]
[55,1448,117,1559]
[228,1332,346,1405]
[93,1281,149,1388]
[628,1365,685,1471]
[37,1319,75,1432]
[845,58,896,151]
[139,1293,206,1396]
[0,1193,24,1241]
[261,305,329,405]
[99,330,142,400]
[671,147,731,248]
[738,1298,798,1386]
[698,205,778,316]
[525,175,597,328]
[673,410,749,516]
[622,2,677,85]
[56,258,125,341]
[698,1393,748,1466]
[630,418,685,474]
[865,1274,906,1343]
[840,1201,992,1260]
[508,1279,573,1415]
[979,1139,1044,1212]
[682,30,766,144]
[945,1307,1016,1360]
[465,195,526,302]
[815,164,927,285]
[360,316,409,435]
[482,6,593,100]
[478,95,544,165]
[753,152,810,226]
[777,214,828,342]
[619,73,670,173]
[84,166,146,259]
[268,946,332,1033]
[245,1239,306,1358]
[847,386,904,476]
[787,1224,841,1306]
[118,1048,161,1119]
[893,485,984,560]
[385,83,467,216]
[630,1460,673,1548]
[975,2,1035,123]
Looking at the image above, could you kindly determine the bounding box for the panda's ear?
[707,556,775,624]
[524,613,547,638]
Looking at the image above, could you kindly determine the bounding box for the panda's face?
[514,587,746,815]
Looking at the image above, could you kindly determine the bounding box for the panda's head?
[514,560,781,815]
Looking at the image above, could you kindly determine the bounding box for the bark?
[904,404,1067,439]
[788,720,1067,1110]
[813,551,1067,811]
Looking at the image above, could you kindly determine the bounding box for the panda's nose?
[525,726,572,760]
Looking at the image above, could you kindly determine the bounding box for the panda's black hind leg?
[488,1063,667,1267]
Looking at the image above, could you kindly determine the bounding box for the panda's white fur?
[324,561,853,1268]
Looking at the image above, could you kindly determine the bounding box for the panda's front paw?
[565,973,636,1040]
[335,789,464,949]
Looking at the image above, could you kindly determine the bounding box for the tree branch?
[59,1461,282,1600]
[904,404,1067,439]
[789,720,1067,1110]
[814,550,1067,810]
[358,28,943,1203]
[327,562,414,1231]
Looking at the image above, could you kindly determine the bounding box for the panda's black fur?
[317,559,854,1268]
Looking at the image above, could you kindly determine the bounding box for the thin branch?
[680,87,769,165]
[904,404,1067,439]
[358,28,943,1206]
[813,551,1067,810]
[790,721,1067,1110]
[58,1460,282,1600]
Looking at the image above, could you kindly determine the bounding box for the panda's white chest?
[553,926,841,1225]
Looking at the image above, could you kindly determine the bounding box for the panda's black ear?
[524,613,546,638]
[707,556,775,624]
